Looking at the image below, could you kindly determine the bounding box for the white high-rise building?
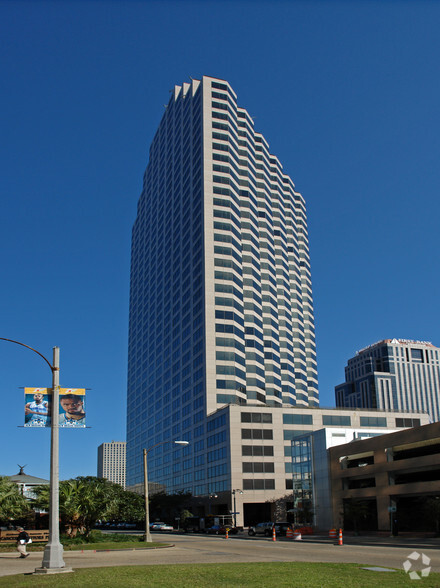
[97,441,126,488]
[126,78,430,525]
[335,339,440,422]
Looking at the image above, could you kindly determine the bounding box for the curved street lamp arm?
[0,337,54,372]
[144,441,169,455]
[144,439,188,454]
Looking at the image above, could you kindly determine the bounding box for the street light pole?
[143,440,189,543]
[143,448,151,542]
[0,339,70,573]
[41,346,66,570]
[208,493,218,515]
[231,489,243,528]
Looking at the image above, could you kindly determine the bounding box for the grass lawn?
[0,562,439,587]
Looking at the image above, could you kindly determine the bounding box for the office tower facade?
[97,441,126,488]
[335,339,440,422]
[126,76,318,517]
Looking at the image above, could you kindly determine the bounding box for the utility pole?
[0,339,72,574]
[40,347,67,570]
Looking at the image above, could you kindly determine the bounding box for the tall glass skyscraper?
[126,76,319,514]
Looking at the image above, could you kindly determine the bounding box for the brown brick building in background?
[329,422,440,533]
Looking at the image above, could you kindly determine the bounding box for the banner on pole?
[24,388,86,428]
[58,388,86,427]
[24,388,51,427]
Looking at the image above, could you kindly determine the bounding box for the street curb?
[94,544,175,552]
[0,544,175,556]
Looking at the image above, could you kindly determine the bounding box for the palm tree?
[33,477,111,536]
[33,476,145,537]
[0,476,30,523]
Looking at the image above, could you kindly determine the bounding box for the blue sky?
[1,0,439,481]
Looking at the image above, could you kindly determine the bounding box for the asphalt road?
[0,533,439,578]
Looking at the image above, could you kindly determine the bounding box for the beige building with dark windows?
[197,403,429,526]
[329,421,440,533]
[97,441,126,488]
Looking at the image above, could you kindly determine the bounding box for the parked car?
[273,522,294,536]
[104,522,118,529]
[248,522,294,536]
[248,522,274,536]
[206,525,238,535]
[182,517,203,533]
[117,522,137,529]
[150,522,174,531]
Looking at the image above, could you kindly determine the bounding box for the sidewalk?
[0,547,173,578]
[297,533,440,550]
[1,534,439,578]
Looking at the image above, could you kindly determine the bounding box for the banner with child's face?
[24,388,86,428]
